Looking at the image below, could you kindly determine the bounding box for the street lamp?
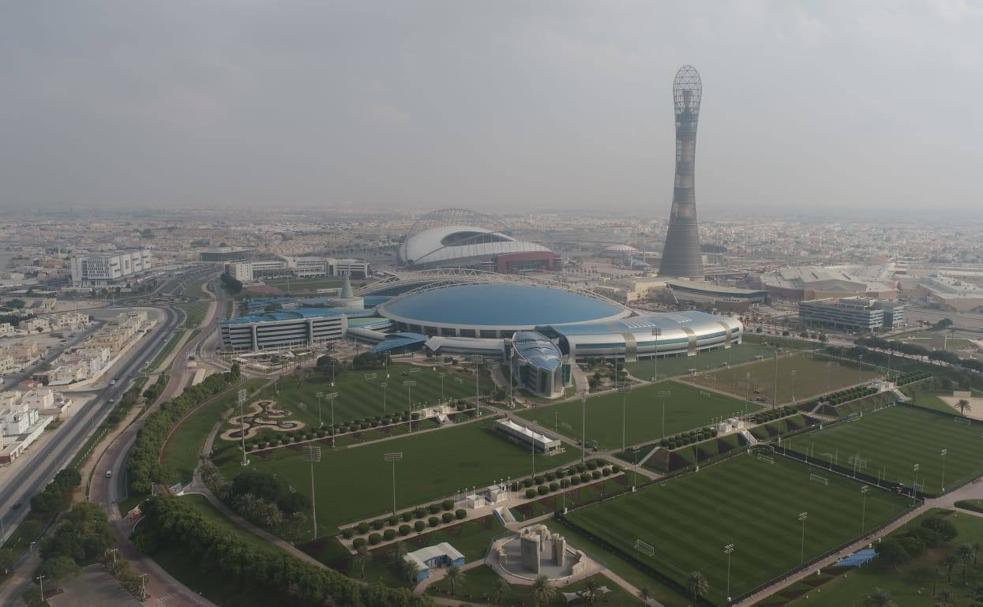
[305,446,321,539]
[912,463,920,499]
[385,452,403,517]
[860,485,869,534]
[724,543,735,602]
[790,369,798,405]
[798,512,808,564]
[315,391,324,427]
[237,388,250,467]
[651,327,661,382]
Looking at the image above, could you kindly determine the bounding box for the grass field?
[625,342,777,381]
[265,363,493,429]
[178,300,210,329]
[161,378,267,484]
[896,329,977,352]
[516,381,756,451]
[781,509,979,607]
[214,418,579,535]
[785,405,983,495]
[687,353,880,406]
[565,455,909,605]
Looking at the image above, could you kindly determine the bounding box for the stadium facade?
[219,274,743,398]
[659,65,704,279]
[397,209,558,273]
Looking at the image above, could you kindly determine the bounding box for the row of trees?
[219,469,309,537]
[219,271,243,295]
[126,370,238,495]
[38,502,114,582]
[857,335,983,373]
[134,496,431,607]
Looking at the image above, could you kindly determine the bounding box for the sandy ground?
[940,395,983,420]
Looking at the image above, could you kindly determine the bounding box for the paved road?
[0,305,181,545]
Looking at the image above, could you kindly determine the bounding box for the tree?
[943,553,959,583]
[686,571,709,606]
[401,558,420,584]
[532,575,556,607]
[957,543,975,580]
[639,587,652,603]
[446,565,464,596]
[958,399,971,416]
[493,578,511,606]
[877,538,911,570]
[864,588,896,607]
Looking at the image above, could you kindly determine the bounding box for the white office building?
[70,250,153,286]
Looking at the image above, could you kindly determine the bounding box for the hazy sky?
[2,1,982,217]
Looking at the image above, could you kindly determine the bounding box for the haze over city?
[2,1,983,216]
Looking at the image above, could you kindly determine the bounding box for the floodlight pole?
[581,392,588,463]
[798,512,808,564]
[940,449,947,493]
[472,355,483,416]
[381,381,388,414]
[773,352,778,408]
[315,391,324,427]
[724,544,734,602]
[658,390,671,440]
[404,381,416,430]
[912,463,920,499]
[385,452,403,517]
[326,392,338,447]
[439,373,446,404]
[306,446,321,539]
[860,485,869,534]
[238,388,249,467]
[651,328,661,381]
[619,384,630,453]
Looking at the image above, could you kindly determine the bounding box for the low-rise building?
[799,297,901,332]
[70,249,153,286]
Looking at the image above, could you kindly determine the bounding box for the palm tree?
[401,558,420,584]
[392,541,407,566]
[957,543,975,580]
[532,575,556,607]
[581,579,601,606]
[351,546,371,579]
[493,578,511,607]
[863,588,896,607]
[686,571,709,606]
[958,399,971,416]
[446,565,465,596]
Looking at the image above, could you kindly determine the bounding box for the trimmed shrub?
[428,504,441,515]
[545,472,556,481]
[611,464,622,473]
[441,499,454,511]
[570,476,581,486]
[586,460,599,470]
[560,478,570,489]
[353,537,366,548]
[399,525,411,536]
[455,509,466,520]
[537,485,549,496]
[414,520,426,532]
[357,522,370,535]
[400,512,413,522]
[414,508,427,519]
[549,482,559,492]
[533,475,545,484]
[525,488,537,499]
[372,519,385,530]
[383,529,396,541]
[523,478,534,488]
[341,528,355,539]
[441,512,453,524]
[428,516,439,528]
[580,472,591,482]
[387,516,398,526]
[368,533,381,545]
[591,470,602,480]
[601,467,611,476]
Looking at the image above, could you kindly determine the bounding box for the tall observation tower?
[659,65,704,278]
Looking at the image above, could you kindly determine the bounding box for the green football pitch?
[565,454,909,604]
[785,405,983,496]
[266,363,493,427]
[216,418,579,535]
[624,342,777,381]
[516,381,757,451]
[687,353,880,406]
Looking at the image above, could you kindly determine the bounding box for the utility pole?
[385,452,403,517]
[305,446,321,539]
[238,388,249,466]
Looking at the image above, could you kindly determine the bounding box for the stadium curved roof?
[398,225,552,268]
[377,283,630,331]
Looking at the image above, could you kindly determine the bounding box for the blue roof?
[379,283,627,328]
[371,332,428,354]
[223,307,376,325]
[835,548,877,568]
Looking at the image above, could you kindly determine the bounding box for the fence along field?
[564,453,909,604]
[784,404,983,496]
[686,353,880,406]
